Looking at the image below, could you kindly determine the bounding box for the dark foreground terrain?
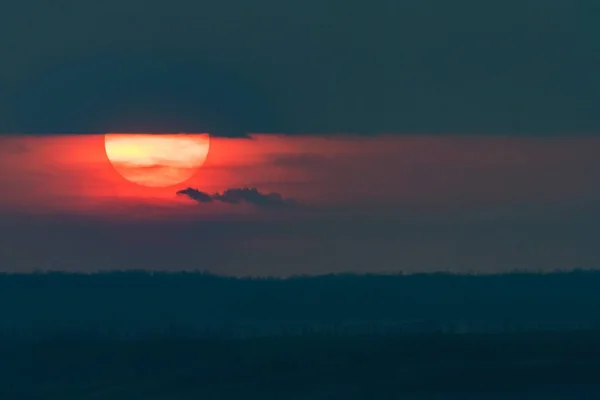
[2,271,600,398]
[2,330,600,399]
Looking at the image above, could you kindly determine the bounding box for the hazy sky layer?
[1,0,599,135]
[1,134,599,275]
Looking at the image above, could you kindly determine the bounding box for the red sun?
[104,133,210,187]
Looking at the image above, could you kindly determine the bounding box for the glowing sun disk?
[105,133,210,187]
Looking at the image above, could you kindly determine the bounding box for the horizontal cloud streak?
[177,187,298,208]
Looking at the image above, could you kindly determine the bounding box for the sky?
[1,134,599,276]
[1,1,599,276]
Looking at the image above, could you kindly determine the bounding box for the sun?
[104,133,210,187]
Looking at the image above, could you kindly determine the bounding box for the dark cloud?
[1,0,599,136]
[177,187,298,208]
[177,188,214,203]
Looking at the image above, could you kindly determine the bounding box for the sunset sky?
[1,133,599,276]
[1,0,599,276]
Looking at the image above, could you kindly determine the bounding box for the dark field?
[3,331,600,399]
[2,271,600,398]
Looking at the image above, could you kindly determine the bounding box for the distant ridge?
[1,270,599,339]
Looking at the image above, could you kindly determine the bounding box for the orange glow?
[104,133,210,187]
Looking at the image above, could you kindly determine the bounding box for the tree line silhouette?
[1,270,600,339]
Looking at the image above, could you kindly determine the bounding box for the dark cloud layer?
[177,187,298,208]
[1,0,599,136]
